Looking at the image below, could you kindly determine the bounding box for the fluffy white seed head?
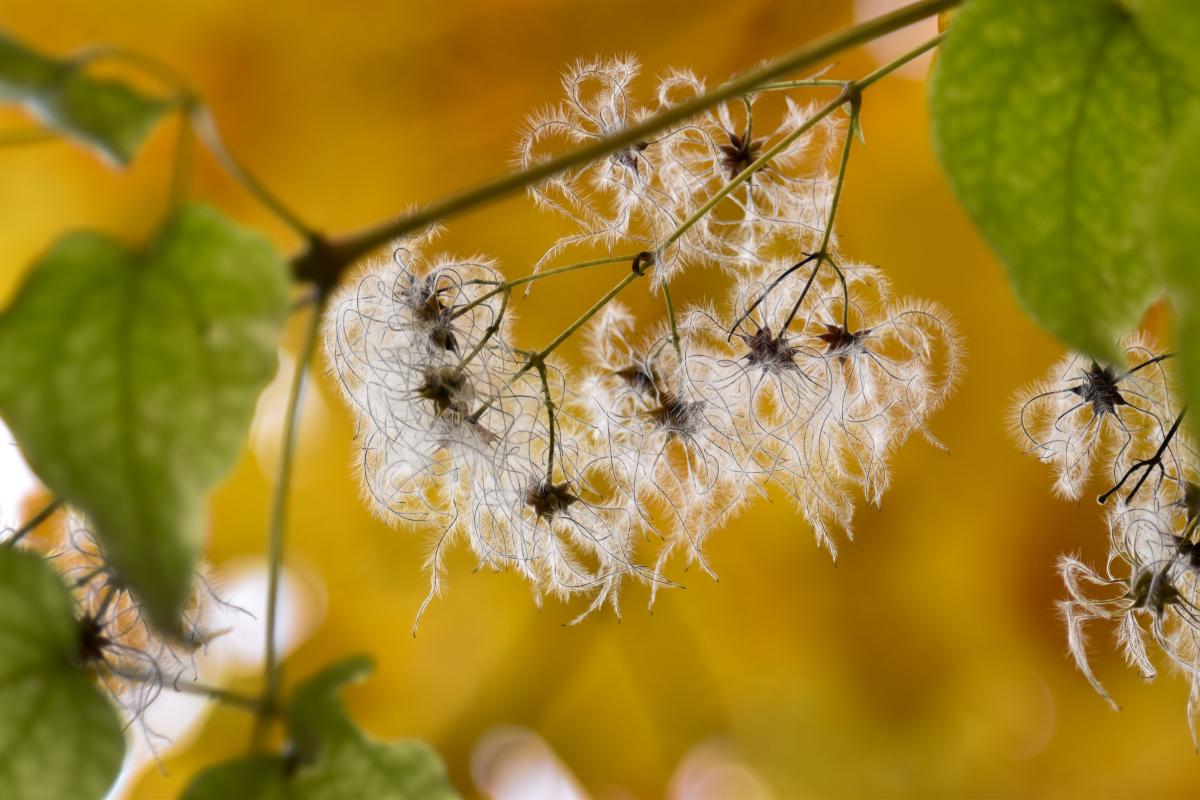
[325,55,962,624]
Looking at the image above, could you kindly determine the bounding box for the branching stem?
[469,32,944,420]
[290,1,959,286]
[815,89,859,331]
[1099,406,1189,505]
[167,103,194,209]
[655,32,942,260]
[73,45,316,240]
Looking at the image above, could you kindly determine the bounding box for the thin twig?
[4,498,63,548]
[451,253,634,321]
[297,0,960,284]
[113,668,265,713]
[484,30,946,405]
[1099,407,1188,505]
[251,294,328,750]
[192,105,315,238]
[535,361,557,483]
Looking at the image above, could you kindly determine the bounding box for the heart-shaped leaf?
[0,31,170,165]
[930,0,1194,361]
[0,547,125,800]
[0,204,289,632]
[1151,110,1200,407]
[183,658,459,800]
[1133,0,1200,82]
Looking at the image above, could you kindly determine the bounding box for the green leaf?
[182,658,459,800]
[1134,0,1200,82]
[0,547,125,800]
[930,0,1193,361]
[0,31,170,165]
[0,204,288,632]
[180,758,290,800]
[1150,110,1200,407]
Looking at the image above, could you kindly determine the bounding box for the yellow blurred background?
[1,0,1196,797]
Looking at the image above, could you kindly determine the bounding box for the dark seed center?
[526,480,580,520]
[1070,362,1127,416]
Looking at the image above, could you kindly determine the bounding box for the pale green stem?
[855,31,945,92]
[662,280,681,356]
[532,270,642,364]
[816,102,856,261]
[191,105,315,239]
[818,99,858,332]
[535,361,557,483]
[501,30,945,393]
[167,106,194,208]
[75,46,315,240]
[73,45,195,94]
[113,667,264,713]
[173,681,264,712]
[0,128,57,146]
[251,295,327,749]
[457,286,511,369]
[317,0,960,276]
[451,253,634,321]
[655,94,845,255]
[660,30,944,258]
[815,32,944,331]
[467,265,645,423]
[757,79,848,90]
[511,253,635,291]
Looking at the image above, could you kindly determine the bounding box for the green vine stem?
[250,293,328,749]
[659,31,944,258]
[453,253,635,319]
[190,105,317,240]
[463,31,944,426]
[113,668,265,714]
[292,0,959,286]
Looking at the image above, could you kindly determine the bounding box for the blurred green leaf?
[0,547,125,800]
[183,657,459,800]
[0,204,288,633]
[930,0,1193,361]
[0,31,170,165]
[1151,111,1200,408]
[1134,0,1200,81]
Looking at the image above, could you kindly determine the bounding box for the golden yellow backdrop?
[1,1,1195,797]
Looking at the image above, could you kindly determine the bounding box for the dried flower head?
[325,231,515,526]
[1020,339,1200,743]
[652,72,840,273]
[324,54,962,625]
[580,303,749,599]
[38,514,242,756]
[1011,338,1177,500]
[518,56,678,272]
